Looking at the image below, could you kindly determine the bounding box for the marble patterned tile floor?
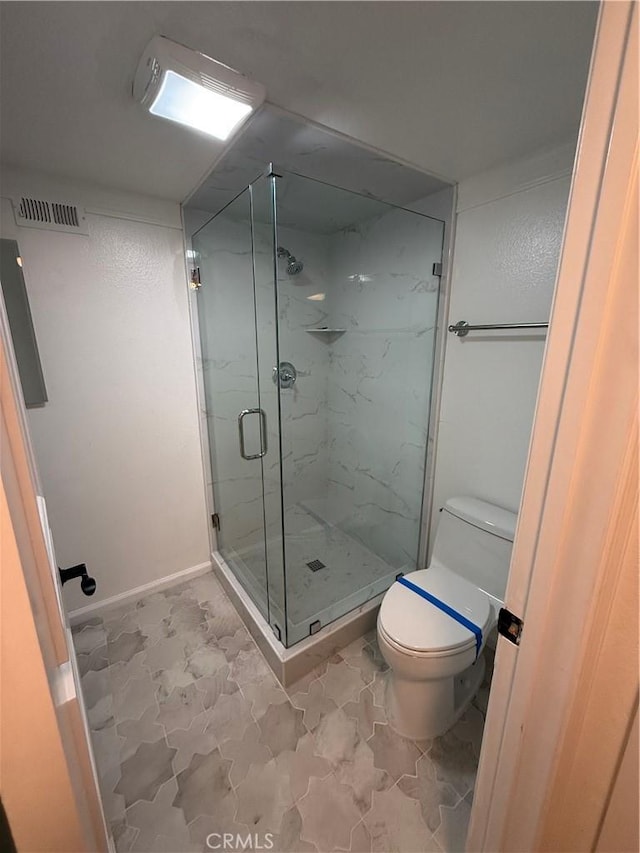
[73,573,488,853]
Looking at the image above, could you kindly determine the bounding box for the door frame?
[1,294,109,851]
[467,2,638,849]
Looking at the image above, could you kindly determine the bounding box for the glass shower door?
[194,179,287,641]
[194,188,271,622]
[250,174,287,642]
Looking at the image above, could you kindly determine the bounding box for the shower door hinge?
[432,262,443,277]
[498,607,524,646]
[211,513,220,531]
[264,162,283,178]
[190,267,202,290]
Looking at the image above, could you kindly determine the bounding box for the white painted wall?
[430,144,575,544]
[0,169,210,611]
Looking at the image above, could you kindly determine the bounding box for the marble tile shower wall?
[274,225,333,510]
[254,223,334,620]
[323,209,442,570]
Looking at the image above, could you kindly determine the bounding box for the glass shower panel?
[249,175,288,644]
[193,190,270,621]
[273,172,444,644]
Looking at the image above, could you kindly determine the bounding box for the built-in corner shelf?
[305,327,347,343]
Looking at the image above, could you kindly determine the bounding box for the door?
[193,177,287,639]
[467,2,638,849]
[1,295,108,851]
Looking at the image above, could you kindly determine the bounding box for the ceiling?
[0,2,598,203]
[191,156,447,237]
[187,108,451,230]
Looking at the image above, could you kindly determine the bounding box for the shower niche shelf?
[305,327,347,342]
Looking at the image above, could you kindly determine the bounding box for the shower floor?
[226,503,402,646]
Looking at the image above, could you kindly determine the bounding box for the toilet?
[377,496,516,740]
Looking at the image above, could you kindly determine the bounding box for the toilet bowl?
[377,497,516,740]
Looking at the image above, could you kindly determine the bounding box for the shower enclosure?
[192,169,444,646]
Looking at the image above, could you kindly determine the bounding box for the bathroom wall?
[430,143,575,542]
[0,168,210,612]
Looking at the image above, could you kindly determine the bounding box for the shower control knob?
[273,361,297,389]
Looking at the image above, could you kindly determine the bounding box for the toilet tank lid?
[444,497,517,541]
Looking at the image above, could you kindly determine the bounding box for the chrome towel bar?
[448,320,549,337]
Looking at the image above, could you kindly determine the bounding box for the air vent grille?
[52,202,80,228]
[13,196,88,234]
[19,197,51,223]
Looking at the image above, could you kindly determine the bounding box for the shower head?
[287,257,304,275]
[277,246,304,276]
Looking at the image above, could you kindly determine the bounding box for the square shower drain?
[306,559,326,572]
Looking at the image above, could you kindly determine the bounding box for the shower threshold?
[232,504,402,643]
[211,503,405,683]
[211,546,385,687]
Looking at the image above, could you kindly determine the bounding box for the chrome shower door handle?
[238,408,268,460]
[257,408,267,457]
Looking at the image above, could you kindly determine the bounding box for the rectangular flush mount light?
[133,36,265,140]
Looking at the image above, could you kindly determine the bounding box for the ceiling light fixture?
[133,36,265,141]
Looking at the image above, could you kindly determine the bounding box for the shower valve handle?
[273,361,297,388]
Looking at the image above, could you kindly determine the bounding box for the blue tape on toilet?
[396,576,483,659]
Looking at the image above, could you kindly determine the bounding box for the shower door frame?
[185,165,451,650]
[417,187,457,570]
[188,176,289,644]
[249,172,290,644]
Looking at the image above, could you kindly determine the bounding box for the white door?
[468,2,638,849]
[1,295,109,851]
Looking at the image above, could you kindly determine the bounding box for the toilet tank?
[432,497,517,603]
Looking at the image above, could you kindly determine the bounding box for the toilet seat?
[379,567,492,656]
[377,621,475,660]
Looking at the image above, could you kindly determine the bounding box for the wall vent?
[12,196,89,235]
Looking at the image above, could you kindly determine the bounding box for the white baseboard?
[68,561,212,625]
